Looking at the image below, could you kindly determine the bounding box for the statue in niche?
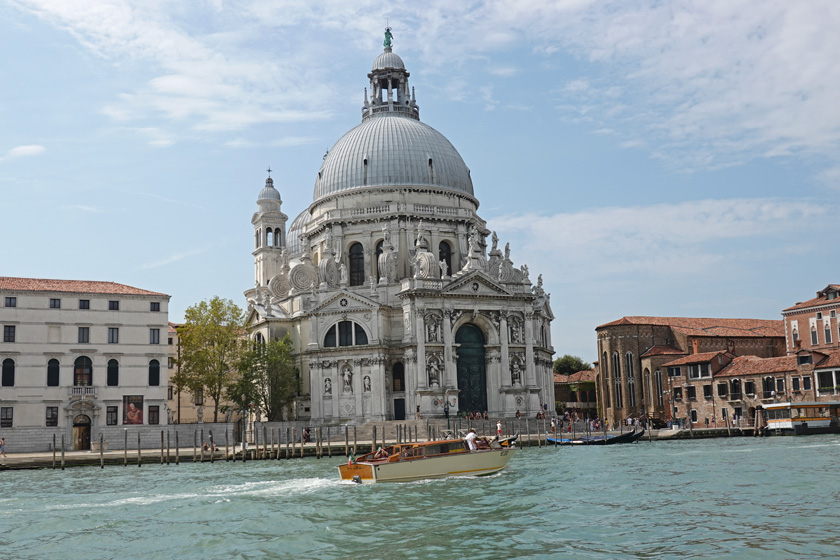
[428,361,440,387]
[511,361,522,385]
[439,259,448,278]
[427,319,439,342]
[510,321,521,343]
[363,376,371,392]
[339,262,347,284]
[324,377,332,395]
[342,367,353,393]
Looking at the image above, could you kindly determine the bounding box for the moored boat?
[546,428,645,446]
[338,437,516,483]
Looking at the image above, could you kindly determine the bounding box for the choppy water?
[2,435,840,559]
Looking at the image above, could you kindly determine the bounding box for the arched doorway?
[455,324,487,414]
[72,414,91,450]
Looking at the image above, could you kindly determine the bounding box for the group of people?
[466,411,489,421]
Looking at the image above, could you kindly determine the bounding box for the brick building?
[595,316,785,427]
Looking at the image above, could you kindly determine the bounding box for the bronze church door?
[455,324,487,414]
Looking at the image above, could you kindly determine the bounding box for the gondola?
[546,428,645,446]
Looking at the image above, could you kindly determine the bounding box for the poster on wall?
[123,395,143,424]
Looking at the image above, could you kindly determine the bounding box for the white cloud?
[490,197,831,284]
[138,246,211,270]
[1,144,45,160]
[64,204,103,213]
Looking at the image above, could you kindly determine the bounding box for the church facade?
[245,31,554,422]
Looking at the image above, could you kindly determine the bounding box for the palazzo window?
[0,407,12,428]
[348,243,365,286]
[1,358,15,387]
[47,359,60,386]
[323,321,369,347]
[74,356,92,386]
[107,359,119,386]
[46,406,58,427]
[106,406,118,426]
[148,360,160,386]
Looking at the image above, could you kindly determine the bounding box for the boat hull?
[338,447,516,483]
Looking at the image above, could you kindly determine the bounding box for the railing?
[69,386,97,398]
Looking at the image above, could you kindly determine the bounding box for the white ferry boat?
[763,401,840,435]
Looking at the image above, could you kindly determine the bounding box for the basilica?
[244,30,554,422]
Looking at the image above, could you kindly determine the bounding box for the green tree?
[553,354,592,375]
[175,296,245,423]
[231,334,299,421]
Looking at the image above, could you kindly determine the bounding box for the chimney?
[691,339,699,354]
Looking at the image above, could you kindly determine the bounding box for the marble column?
[524,312,536,387]
[500,312,510,387]
[443,310,455,388]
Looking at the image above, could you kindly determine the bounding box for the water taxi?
[338,437,516,483]
[763,401,840,435]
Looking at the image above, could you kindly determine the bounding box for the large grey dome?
[313,116,473,200]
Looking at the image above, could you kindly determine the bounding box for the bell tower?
[251,172,288,288]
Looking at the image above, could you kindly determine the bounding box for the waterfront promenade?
[0,420,763,470]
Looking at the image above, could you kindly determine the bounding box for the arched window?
[107,359,119,386]
[74,356,92,386]
[266,228,274,247]
[612,352,623,408]
[323,321,369,347]
[47,359,60,387]
[626,353,636,408]
[439,241,452,277]
[255,332,264,344]
[655,370,663,406]
[1,358,14,387]
[392,362,405,392]
[274,228,282,247]
[255,229,260,249]
[602,351,610,408]
[149,360,160,386]
[375,240,384,279]
[348,243,365,286]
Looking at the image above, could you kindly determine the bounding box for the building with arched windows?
[244,31,555,422]
[0,277,170,451]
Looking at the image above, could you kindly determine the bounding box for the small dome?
[372,48,405,71]
[286,209,311,256]
[258,177,282,201]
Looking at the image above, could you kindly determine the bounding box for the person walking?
[0,437,7,458]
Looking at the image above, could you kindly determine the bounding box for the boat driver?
[465,428,478,451]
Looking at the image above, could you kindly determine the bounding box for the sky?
[2,1,839,363]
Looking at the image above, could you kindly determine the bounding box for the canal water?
[1,435,839,559]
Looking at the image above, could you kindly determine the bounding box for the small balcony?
[69,386,97,399]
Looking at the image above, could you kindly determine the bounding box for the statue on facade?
[440,259,448,278]
[491,231,499,252]
[324,377,332,395]
[511,361,522,385]
[384,26,393,49]
[342,367,352,393]
[427,319,439,342]
[510,321,521,343]
[428,361,440,387]
[339,262,348,284]
[363,376,371,392]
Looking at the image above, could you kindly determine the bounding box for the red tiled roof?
[783,284,840,312]
[554,370,596,384]
[641,345,685,357]
[0,277,167,297]
[715,355,798,377]
[662,351,731,367]
[815,350,840,369]
[596,316,783,338]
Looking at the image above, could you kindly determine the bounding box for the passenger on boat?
[465,428,478,451]
[373,446,389,459]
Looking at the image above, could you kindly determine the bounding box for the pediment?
[441,270,512,297]
[245,303,291,326]
[310,290,379,315]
